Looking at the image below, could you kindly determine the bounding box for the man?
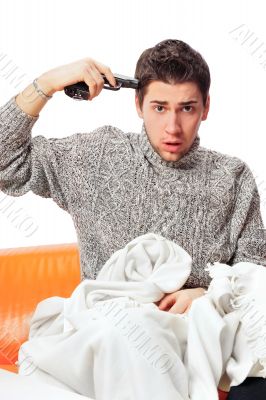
[0,39,265,398]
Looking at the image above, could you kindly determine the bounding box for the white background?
[0,0,265,249]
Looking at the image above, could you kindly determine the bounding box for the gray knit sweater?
[0,96,265,288]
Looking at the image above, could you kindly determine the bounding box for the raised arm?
[15,57,117,117]
[0,58,117,210]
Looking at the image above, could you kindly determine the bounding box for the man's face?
[135,81,210,162]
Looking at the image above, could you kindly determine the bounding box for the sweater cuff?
[0,94,39,132]
[0,94,39,124]
[0,95,39,151]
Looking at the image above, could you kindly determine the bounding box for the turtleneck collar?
[139,122,201,169]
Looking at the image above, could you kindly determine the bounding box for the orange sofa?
[0,243,228,399]
[0,243,80,372]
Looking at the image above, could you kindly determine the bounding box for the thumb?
[158,293,176,311]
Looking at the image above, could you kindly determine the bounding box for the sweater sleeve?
[229,162,266,266]
[0,96,76,212]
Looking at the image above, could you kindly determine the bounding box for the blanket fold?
[17,233,266,400]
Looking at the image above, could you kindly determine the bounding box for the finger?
[184,303,192,314]
[88,67,105,97]
[83,65,104,100]
[158,294,176,311]
[83,70,97,100]
[168,299,189,314]
[95,62,117,87]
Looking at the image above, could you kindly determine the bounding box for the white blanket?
[17,233,266,400]
[186,261,266,398]
[0,369,91,400]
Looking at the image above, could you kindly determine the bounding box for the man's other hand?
[157,288,206,314]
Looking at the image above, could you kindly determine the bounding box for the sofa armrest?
[0,243,80,366]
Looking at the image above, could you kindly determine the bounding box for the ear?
[201,94,210,121]
[135,94,143,119]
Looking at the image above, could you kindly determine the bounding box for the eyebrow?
[150,100,198,105]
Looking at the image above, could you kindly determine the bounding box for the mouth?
[161,141,183,153]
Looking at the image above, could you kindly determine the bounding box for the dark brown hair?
[134,39,211,110]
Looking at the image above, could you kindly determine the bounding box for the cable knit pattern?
[0,96,265,288]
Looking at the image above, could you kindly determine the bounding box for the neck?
[139,123,201,169]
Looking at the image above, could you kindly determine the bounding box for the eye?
[154,105,165,113]
[182,105,193,112]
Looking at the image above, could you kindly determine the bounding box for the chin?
[160,152,182,162]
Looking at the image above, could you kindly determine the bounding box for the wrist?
[37,74,57,96]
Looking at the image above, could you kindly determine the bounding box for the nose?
[165,112,182,135]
